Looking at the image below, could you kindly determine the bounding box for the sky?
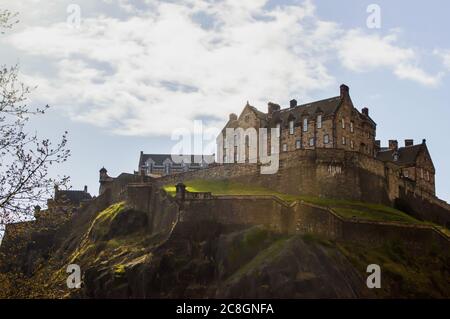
[1,0,450,205]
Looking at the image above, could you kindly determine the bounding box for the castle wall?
[179,196,449,251]
[126,184,179,235]
[396,186,450,228]
[181,196,290,233]
[157,148,392,205]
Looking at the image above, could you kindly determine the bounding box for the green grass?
[163,179,427,225]
[91,201,126,240]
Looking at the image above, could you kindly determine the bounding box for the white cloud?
[434,49,450,71]
[337,29,441,87]
[1,0,441,136]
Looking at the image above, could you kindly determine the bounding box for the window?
[324,134,329,144]
[426,171,430,181]
[309,137,315,146]
[404,170,409,178]
[289,120,294,135]
[282,143,287,152]
[296,139,301,149]
[276,123,281,138]
[303,118,308,132]
[341,118,345,129]
[234,134,238,146]
[244,115,249,122]
[317,115,322,129]
[350,140,354,149]
[350,121,354,133]
[164,163,171,174]
[420,168,424,179]
[342,136,346,145]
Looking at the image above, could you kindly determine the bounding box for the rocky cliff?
[0,192,449,299]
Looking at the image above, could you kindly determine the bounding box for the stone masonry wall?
[157,148,392,205]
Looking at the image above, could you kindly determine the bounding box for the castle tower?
[99,167,112,195]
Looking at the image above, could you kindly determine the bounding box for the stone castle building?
[137,152,215,177]
[218,84,436,196]
[47,185,92,212]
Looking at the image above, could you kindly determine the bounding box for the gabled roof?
[139,153,215,167]
[56,190,92,205]
[376,144,429,167]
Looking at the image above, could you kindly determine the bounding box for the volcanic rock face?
[0,199,449,299]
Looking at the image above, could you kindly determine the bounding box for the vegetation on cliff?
[0,196,448,298]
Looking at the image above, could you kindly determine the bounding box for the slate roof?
[139,153,215,168]
[268,96,340,126]
[376,144,424,166]
[56,190,92,205]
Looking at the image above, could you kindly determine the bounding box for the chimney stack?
[229,113,237,121]
[422,139,426,144]
[268,102,280,115]
[404,139,414,147]
[84,185,88,193]
[290,99,297,108]
[388,140,398,151]
[340,84,349,98]
[362,107,369,116]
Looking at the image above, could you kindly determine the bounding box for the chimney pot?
[422,139,426,144]
[290,99,297,108]
[405,139,414,147]
[388,140,398,151]
[84,185,88,193]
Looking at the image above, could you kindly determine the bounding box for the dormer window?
[393,152,399,161]
[317,115,322,129]
[303,118,308,132]
[289,120,294,135]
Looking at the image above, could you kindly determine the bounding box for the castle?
[218,84,436,196]
[39,85,450,255]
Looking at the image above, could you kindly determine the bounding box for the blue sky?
[1,0,450,202]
